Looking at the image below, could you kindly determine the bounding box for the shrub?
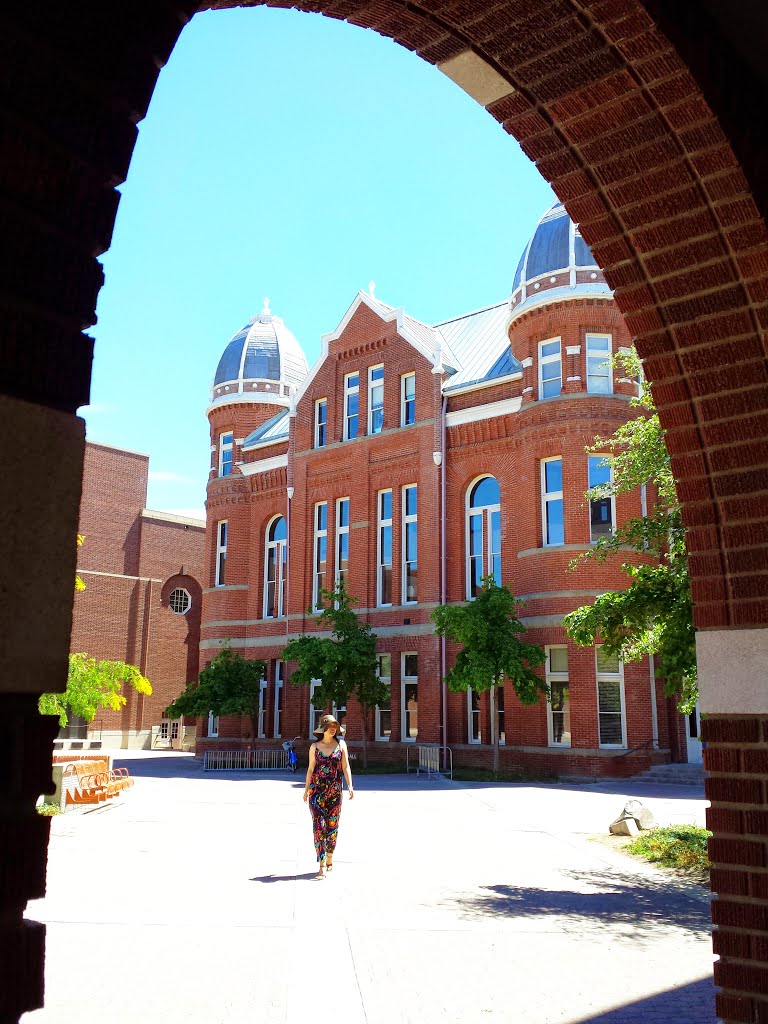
[627,825,710,871]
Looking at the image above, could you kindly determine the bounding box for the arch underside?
[2,3,768,1022]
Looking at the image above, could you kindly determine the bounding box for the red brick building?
[200,202,690,776]
[70,441,206,748]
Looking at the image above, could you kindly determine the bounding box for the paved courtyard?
[24,753,715,1024]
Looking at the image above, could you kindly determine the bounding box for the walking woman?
[303,714,354,878]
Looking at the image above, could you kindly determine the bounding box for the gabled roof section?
[436,301,521,392]
[242,409,290,451]
[295,290,455,406]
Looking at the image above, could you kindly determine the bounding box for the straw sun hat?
[313,714,344,737]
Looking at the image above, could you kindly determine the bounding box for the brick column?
[699,629,768,1023]
[520,357,535,405]
[562,344,582,394]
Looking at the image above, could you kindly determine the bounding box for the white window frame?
[375,653,392,742]
[169,587,191,615]
[312,502,328,611]
[368,364,384,434]
[401,652,418,742]
[377,489,393,608]
[401,372,416,427]
[309,679,323,736]
[401,484,417,605]
[314,398,328,449]
[465,476,501,601]
[207,711,219,738]
[497,684,505,746]
[588,455,616,543]
[467,689,482,744]
[538,338,562,399]
[258,674,268,738]
[546,646,571,747]
[586,333,613,395]
[596,647,627,748]
[344,372,359,441]
[541,457,564,547]
[263,515,287,619]
[273,661,283,738]
[218,431,234,477]
[335,497,350,590]
[214,520,228,587]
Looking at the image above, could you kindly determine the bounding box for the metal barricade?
[406,744,452,780]
[203,748,289,771]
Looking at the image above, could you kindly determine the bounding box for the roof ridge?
[432,300,508,328]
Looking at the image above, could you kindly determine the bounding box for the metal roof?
[435,302,519,392]
[242,410,290,450]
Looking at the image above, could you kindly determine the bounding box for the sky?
[82,6,555,519]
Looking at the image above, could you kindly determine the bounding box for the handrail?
[614,738,656,758]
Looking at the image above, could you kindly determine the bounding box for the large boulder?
[609,799,656,835]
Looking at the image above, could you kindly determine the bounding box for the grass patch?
[451,767,558,784]
[36,802,62,816]
[627,825,710,872]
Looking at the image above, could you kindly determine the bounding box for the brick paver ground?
[23,753,715,1024]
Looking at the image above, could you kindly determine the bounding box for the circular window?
[169,588,191,615]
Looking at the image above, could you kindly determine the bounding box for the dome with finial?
[210,299,308,406]
[509,201,612,321]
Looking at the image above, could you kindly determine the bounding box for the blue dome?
[509,202,611,320]
[211,301,308,406]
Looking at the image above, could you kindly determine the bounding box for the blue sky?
[83,6,555,518]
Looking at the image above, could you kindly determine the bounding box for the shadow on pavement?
[447,867,711,943]
[250,872,319,883]
[570,976,716,1023]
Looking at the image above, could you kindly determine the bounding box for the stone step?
[636,763,705,786]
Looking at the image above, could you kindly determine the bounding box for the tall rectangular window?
[377,489,393,606]
[314,399,327,448]
[344,372,359,440]
[539,339,562,399]
[218,431,233,477]
[401,372,416,426]
[402,484,417,604]
[264,516,287,619]
[207,711,219,738]
[375,654,391,741]
[497,685,505,746]
[546,646,570,746]
[258,673,267,738]
[588,455,614,542]
[335,497,349,589]
[466,477,501,599]
[586,334,612,395]
[215,520,227,587]
[541,458,564,546]
[312,503,327,610]
[368,365,384,434]
[468,689,481,744]
[596,647,625,747]
[309,679,323,735]
[401,653,418,741]
[273,661,283,738]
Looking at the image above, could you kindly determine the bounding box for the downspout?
[440,394,447,770]
[649,652,659,750]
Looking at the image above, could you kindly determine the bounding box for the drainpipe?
[649,652,659,750]
[437,394,447,770]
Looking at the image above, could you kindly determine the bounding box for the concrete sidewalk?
[24,753,715,1024]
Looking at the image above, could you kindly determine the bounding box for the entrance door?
[687,703,703,763]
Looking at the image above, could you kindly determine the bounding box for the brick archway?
[2,3,767,1021]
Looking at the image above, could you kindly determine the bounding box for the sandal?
[316,857,326,879]
[326,857,334,873]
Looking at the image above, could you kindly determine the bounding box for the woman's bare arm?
[303,743,316,802]
[340,741,354,798]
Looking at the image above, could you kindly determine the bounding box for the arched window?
[264,515,287,618]
[466,476,501,599]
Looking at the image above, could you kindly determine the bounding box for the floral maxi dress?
[308,744,343,863]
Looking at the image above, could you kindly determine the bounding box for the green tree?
[281,579,386,768]
[431,576,547,774]
[563,348,697,712]
[165,643,266,738]
[39,652,152,728]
